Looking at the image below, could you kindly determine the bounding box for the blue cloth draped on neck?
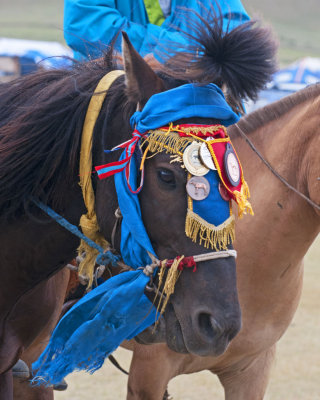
[130,83,239,132]
[32,152,159,385]
[115,151,156,268]
[32,269,158,384]
[33,82,239,385]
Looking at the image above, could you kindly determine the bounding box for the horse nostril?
[198,312,223,339]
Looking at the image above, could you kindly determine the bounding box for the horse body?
[0,184,84,374]
[127,84,320,399]
[13,269,70,400]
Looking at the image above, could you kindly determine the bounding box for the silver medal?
[186,176,210,201]
[200,141,217,170]
[224,143,240,186]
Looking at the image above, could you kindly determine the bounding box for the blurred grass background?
[0,0,319,65]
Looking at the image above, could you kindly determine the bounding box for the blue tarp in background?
[1,39,319,111]
[0,38,72,78]
[246,57,320,112]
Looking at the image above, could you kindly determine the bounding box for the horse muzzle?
[136,256,242,356]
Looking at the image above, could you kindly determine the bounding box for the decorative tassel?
[170,154,184,165]
[154,257,184,319]
[241,179,251,199]
[160,256,183,314]
[78,213,109,287]
[185,209,235,250]
[233,182,254,218]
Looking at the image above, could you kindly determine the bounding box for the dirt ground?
[56,236,320,400]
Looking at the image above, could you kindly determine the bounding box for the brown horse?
[125,84,320,399]
[0,14,276,399]
[13,85,319,400]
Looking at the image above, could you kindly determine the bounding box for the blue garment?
[64,0,250,60]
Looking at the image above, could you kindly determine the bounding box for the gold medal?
[183,142,209,176]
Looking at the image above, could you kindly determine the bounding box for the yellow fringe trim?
[141,130,193,156]
[170,154,184,165]
[159,124,228,136]
[185,209,235,250]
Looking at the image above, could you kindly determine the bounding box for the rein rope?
[235,123,320,211]
[33,199,120,268]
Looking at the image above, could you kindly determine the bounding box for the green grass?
[1,0,320,64]
[0,0,64,42]
[245,0,320,65]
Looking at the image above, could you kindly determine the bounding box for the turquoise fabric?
[193,170,230,225]
[32,268,158,385]
[115,151,156,268]
[130,83,239,132]
[64,0,250,60]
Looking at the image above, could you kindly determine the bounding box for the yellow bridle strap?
[78,70,125,286]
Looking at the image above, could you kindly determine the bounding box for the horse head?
[29,13,277,383]
[93,21,276,357]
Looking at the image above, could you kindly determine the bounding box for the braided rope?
[33,199,120,267]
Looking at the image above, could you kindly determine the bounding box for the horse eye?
[157,169,176,186]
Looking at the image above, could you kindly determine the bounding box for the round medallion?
[200,141,217,170]
[224,143,240,186]
[186,176,210,201]
[183,143,209,176]
[219,183,231,201]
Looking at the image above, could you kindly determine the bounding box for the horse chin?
[135,304,236,357]
[134,316,167,345]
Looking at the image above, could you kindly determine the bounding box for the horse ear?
[121,31,164,107]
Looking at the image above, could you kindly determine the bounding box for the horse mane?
[237,83,320,133]
[0,52,130,218]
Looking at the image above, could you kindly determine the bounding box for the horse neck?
[231,91,320,264]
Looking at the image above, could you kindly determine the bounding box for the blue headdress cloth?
[32,83,239,385]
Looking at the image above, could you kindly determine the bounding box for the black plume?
[162,8,278,102]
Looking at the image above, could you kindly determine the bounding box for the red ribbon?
[165,256,197,272]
